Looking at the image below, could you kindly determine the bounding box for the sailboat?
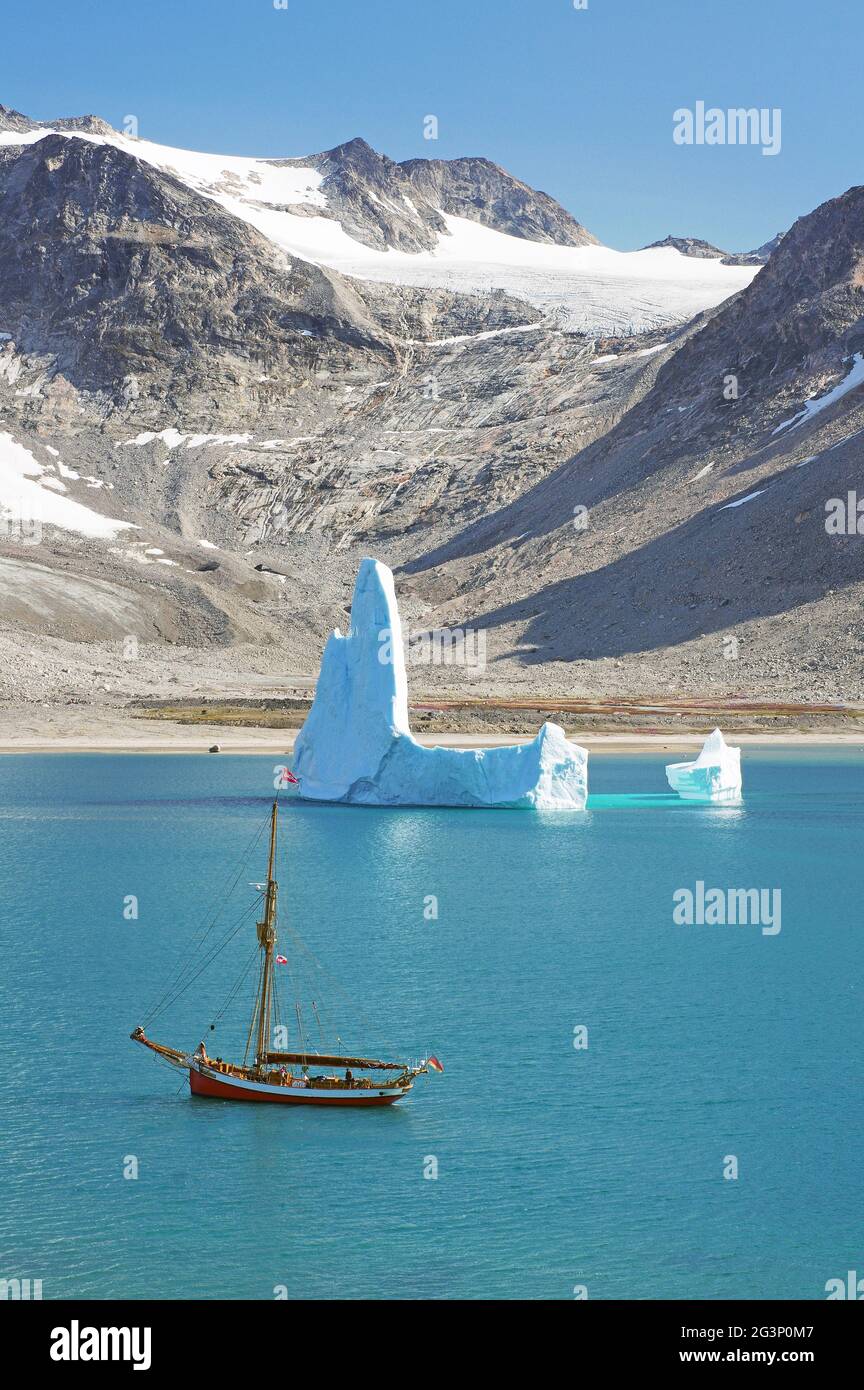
[131,796,442,1106]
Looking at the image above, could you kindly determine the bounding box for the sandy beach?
[1,705,862,756]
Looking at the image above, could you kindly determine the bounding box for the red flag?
[279,767,299,785]
[426,1056,444,1073]
[275,955,288,965]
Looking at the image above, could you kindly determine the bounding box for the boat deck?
[200,1058,406,1090]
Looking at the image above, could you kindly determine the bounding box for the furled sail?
[261,1052,404,1070]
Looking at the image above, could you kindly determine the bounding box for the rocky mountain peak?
[52,114,118,137]
[0,132,394,409]
[0,105,116,138]
[399,153,597,246]
[0,104,39,133]
[1,107,600,258]
[318,136,383,167]
[264,134,446,253]
[645,234,728,259]
[265,135,598,252]
[643,232,781,267]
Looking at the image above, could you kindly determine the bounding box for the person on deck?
[344,1069,354,1086]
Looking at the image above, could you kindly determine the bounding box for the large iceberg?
[291,558,588,809]
[665,728,742,802]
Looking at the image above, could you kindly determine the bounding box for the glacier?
[665,728,742,802]
[0,129,757,337]
[291,558,588,809]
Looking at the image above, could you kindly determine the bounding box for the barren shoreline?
[1,705,862,756]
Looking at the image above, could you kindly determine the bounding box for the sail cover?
[262,1052,404,1070]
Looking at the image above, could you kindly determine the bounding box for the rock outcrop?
[399,155,597,246]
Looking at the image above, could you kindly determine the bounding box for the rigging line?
[244,955,265,1067]
[316,998,352,1060]
[311,999,326,1050]
[271,983,281,1043]
[154,899,263,1019]
[271,955,285,1041]
[142,895,265,1039]
[144,819,268,1017]
[212,942,260,1025]
[139,815,269,1023]
[222,943,260,1018]
[143,895,264,1024]
[305,981,339,1051]
[314,998,343,1054]
[151,1051,187,1088]
[280,952,303,1049]
[144,894,263,1023]
[277,920,400,1053]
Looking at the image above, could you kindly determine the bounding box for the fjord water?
[0,750,861,1301]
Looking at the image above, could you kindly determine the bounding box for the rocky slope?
[0,133,400,416]
[0,115,655,684]
[0,107,860,706]
[402,188,864,698]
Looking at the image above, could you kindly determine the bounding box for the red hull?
[189,1066,403,1106]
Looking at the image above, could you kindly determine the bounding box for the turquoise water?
[0,750,862,1301]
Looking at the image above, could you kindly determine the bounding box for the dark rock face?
[352,279,540,340]
[310,138,446,252]
[638,185,864,441]
[399,155,597,246]
[0,133,394,411]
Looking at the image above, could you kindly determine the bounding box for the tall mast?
[253,800,279,1067]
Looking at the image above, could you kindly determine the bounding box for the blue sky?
[2,0,859,250]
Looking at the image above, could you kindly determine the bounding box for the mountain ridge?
[0,105,861,706]
[643,232,785,266]
[0,112,599,252]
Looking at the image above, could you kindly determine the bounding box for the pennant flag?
[279,768,299,785]
[275,955,288,965]
[426,1056,444,1073]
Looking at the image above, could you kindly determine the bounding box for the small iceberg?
[665,728,742,802]
[291,558,588,808]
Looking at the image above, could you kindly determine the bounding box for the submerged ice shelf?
[665,728,742,802]
[292,559,588,808]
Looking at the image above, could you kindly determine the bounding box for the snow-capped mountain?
[0,108,756,335]
[0,105,861,703]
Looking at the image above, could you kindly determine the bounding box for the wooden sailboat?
[131,797,441,1106]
